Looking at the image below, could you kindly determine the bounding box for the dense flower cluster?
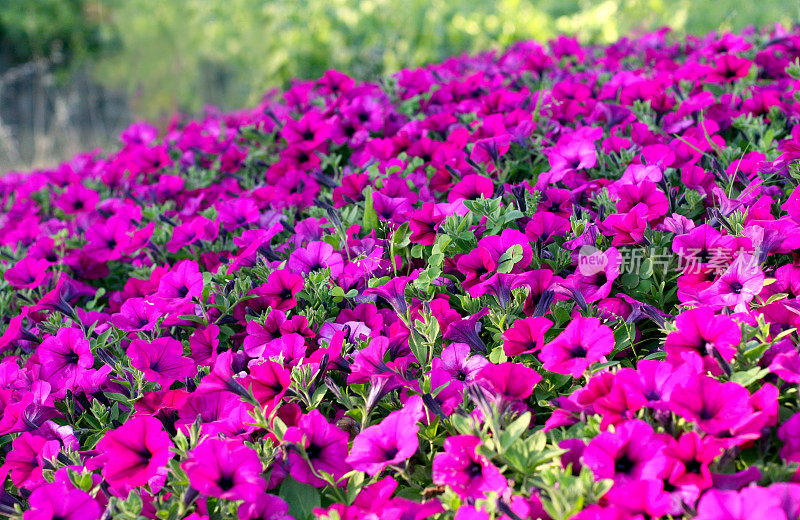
[3,24,800,520]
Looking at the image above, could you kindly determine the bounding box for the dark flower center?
[466,461,483,478]
[570,344,588,358]
[614,454,635,474]
[728,280,743,294]
[383,446,399,460]
[217,473,235,491]
[644,390,660,401]
[306,442,322,460]
[137,446,152,465]
[177,285,189,297]
[65,351,80,364]
[280,288,293,300]
[685,459,702,473]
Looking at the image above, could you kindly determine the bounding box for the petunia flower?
[253,269,304,311]
[694,486,786,520]
[97,415,172,488]
[283,409,351,487]
[23,481,101,520]
[238,494,293,520]
[669,375,752,435]
[664,431,721,489]
[664,306,741,374]
[155,260,204,310]
[502,316,553,356]
[581,419,670,484]
[183,437,266,501]
[475,362,541,402]
[702,253,765,312]
[444,308,490,354]
[37,327,93,391]
[127,337,196,387]
[432,435,507,499]
[345,395,424,475]
[110,297,161,332]
[5,256,50,290]
[539,317,614,377]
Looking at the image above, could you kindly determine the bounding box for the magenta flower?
[37,327,93,390]
[408,202,445,245]
[581,419,669,484]
[238,494,293,520]
[110,297,161,332]
[573,247,621,303]
[0,432,58,488]
[345,395,424,475]
[694,487,786,520]
[665,431,721,489]
[503,316,553,356]
[167,215,219,253]
[5,256,50,289]
[97,415,172,488]
[601,204,649,246]
[23,481,100,520]
[432,435,507,499]
[127,337,196,387]
[287,241,344,277]
[476,361,541,401]
[364,276,411,316]
[539,317,614,377]
[183,437,266,501]
[432,342,489,385]
[155,260,204,308]
[703,253,765,311]
[448,174,494,203]
[669,375,752,435]
[55,183,100,214]
[602,479,672,519]
[444,308,490,354]
[778,412,800,463]
[243,358,291,407]
[664,306,741,374]
[256,269,304,311]
[283,409,351,487]
[188,323,220,367]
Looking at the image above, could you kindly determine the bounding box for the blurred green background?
[0,0,796,170]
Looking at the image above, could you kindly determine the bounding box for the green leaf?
[362,186,379,232]
[497,244,523,273]
[731,366,770,387]
[279,476,321,520]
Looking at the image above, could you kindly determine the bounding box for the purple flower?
[346,395,424,475]
[581,419,669,484]
[127,336,196,387]
[97,415,172,488]
[23,481,100,520]
[539,317,614,377]
[432,435,507,499]
[695,487,786,520]
[183,437,266,501]
[283,409,351,487]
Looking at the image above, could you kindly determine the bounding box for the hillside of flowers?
[3,24,800,520]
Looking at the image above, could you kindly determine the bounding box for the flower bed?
[2,26,800,520]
